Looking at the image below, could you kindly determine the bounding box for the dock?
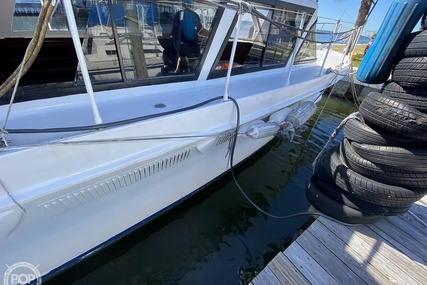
[328,73,382,100]
[250,195,427,285]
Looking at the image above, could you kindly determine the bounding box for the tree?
[343,0,376,55]
[355,0,374,27]
[333,0,374,27]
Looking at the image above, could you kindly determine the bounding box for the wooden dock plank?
[416,196,427,208]
[388,214,427,246]
[320,218,416,285]
[284,242,340,285]
[249,266,282,285]
[270,253,310,285]
[409,202,427,223]
[295,229,366,284]
[351,222,424,284]
[368,217,427,265]
[251,195,427,285]
[365,223,427,283]
[311,219,384,284]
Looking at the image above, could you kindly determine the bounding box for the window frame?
[207,2,316,80]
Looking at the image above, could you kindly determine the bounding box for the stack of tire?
[306,29,427,224]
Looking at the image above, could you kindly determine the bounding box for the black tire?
[315,177,411,216]
[343,116,420,146]
[351,142,427,172]
[398,30,427,58]
[340,138,427,189]
[324,147,424,207]
[359,92,427,142]
[313,156,412,215]
[306,176,385,224]
[382,81,427,113]
[392,57,427,88]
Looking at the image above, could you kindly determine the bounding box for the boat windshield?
[78,0,219,83]
[210,2,315,77]
[8,0,317,87]
[12,0,220,85]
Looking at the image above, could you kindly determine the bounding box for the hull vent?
[40,148,192,216]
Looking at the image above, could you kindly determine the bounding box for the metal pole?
[319,19,341,76]
[107,0,127,81]
[223,11,243,101]
[285,12,306,85]
[62,0,103,124]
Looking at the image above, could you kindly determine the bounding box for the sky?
[317,0,393,36]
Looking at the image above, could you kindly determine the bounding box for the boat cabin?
[0,0,318,102]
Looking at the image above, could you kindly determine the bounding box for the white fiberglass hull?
[0,58,344,279]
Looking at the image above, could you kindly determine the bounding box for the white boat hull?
[0,65,340,277]
[0,0,353,279]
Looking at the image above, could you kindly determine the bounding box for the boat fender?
[285,101,316,129]
[356,0,427,84]
[268,107,292,124]
[239,119,265,136]
[276,121,295,142]
[245,122,280,139]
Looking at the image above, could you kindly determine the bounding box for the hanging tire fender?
[343,115,420,146]
[340,138,427,189]
[315,177,411,216]
[351,141,427,172]
[306,176,385,224]
[359,92,427,142]
[382,81,427,113]
[392,57,427,88]
[313,154,413,215]
[327,147,424,207]
[398,30,427,58]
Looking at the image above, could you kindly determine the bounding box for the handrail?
[63,0,103,124]
[319,19,342,76]
[223,1,249,101]
[285,12,306,86]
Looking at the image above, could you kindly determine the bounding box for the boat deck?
[250,195,427,285]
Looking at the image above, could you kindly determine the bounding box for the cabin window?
[76,0,218,84]
[214,7,272,71]
[12,1,218,84]
[295,23,316,62]
[264,9,309,65]
[212,3,314,76]
[12,0,86,31]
